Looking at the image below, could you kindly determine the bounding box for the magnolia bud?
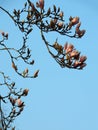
[9,97,16,106]
[64,42,68,50]
[53,5,56,12]
[17,99,24,107]
[5,33,8,39]
[69,16,73,21]
[30,60,34,65]
[25,68,29,74]
[23,89,29,96]
[59,11,63,17]
[47,8,51,16]
[30,2,35,12]
[79,56,87,63]
[33,70,39,78]
[54,19,58,24]
[79,30,86,37]
[57,22,63,29]
[66,44,74,53]
[53,42,59,50]
[39,0,44,9]
[12,62,17,71]
[79,63,86,69]
[71,17,79,25]
[1,31,5,36]
[50,20,55,28]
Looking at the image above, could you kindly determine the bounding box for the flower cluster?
[50,41,87,69]
[0,0,87,129]
[10,0,85,39]
[68,16,86,37]
[0,72,29,129]
[64,43,87,69]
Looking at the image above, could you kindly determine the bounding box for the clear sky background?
[0,0,98,130]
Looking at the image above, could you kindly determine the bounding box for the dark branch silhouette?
[0,0,87,129]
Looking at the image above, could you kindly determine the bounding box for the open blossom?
[70,50,79,58]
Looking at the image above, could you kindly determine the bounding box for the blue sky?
[0,0,98,130]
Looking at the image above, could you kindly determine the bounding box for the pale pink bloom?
[70,50,79,57]
[71,17,79,25]
[17,99,24,107]
[73,60,81,68]
[66,44,74,53]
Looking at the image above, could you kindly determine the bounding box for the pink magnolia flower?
[17,99,24,107]
[70,50,79,58]
[66,44,74,53]
[73,60,81,68]
[71,17,79,25]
